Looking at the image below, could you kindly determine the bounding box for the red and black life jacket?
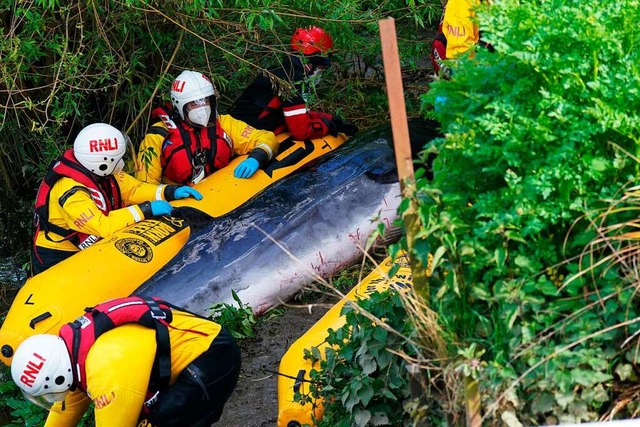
[59,297,179,393]
[33,149,124,248]
[229,54,307,135]
[150,106,233,185]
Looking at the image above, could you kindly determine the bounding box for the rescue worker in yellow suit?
[430,0,493,78]
[136,70,280,185]
[31,123,203,275]
[9,296,241,427]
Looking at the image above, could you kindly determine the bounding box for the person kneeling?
[10,296,241,427]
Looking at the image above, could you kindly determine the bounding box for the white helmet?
[170,70,217,127]
[74,123,128,176]
[11,334,73,410]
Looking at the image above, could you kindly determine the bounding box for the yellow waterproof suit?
[442,0,481,60]
[136,111,279,185]
[34,171,169,254]
[44,310,225,427]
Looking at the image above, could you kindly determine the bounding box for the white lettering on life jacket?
[75,315,92,329]
[88,189,107,211]
[78,234,100,250]
[159,114,178,130]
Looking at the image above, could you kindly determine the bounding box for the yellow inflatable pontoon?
[0,132,348,367]
[277,253,413,427]
[175,133,348,216]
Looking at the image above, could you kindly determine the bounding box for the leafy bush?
[0,364,47,426]
[0,363,96,426]
[298,289,447,426]
[209,290,261,339]
[398,0,640,423]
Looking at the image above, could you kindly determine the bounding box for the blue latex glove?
[234,158,259,179]
[434,96,448,113]
[150,200,173,216]
[174,186,203,201]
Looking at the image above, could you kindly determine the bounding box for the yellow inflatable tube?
[0,132,348,367]
[277,253,413,427]
[0,216,190,366]
[173,133,348,217]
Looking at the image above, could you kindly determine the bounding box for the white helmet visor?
[120,133,136,174]
[23,390,67,413]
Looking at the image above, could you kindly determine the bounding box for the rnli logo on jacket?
[115,238,153,263]
[94,391,116,410]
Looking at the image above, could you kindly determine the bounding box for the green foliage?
[391,0,640,422]
[0,364,95,426]
[299,290,444,426]
[209,290,261,339]
[330,268,363,294]
[0,368,47,426]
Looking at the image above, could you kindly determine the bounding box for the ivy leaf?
[571,368,612,387]
[514,255,536,272]
[530,392,556,415]
[358,352,377,375]
[555,391,575,410]
[538,281,558,296]
[590,157,607,172]
[615,363,636,381]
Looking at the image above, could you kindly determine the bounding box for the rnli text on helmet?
[20,352,47,388]
[89,138,119,152]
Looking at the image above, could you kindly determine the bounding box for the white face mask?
[187,105,211,127]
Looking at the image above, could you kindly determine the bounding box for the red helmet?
[290,26,333,55]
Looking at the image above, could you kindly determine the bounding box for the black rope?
[263,369,324,386]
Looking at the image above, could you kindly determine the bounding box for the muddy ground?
[217,294,334,427]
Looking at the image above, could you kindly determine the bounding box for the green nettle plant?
[209,290,261,340]
[401,0,640,423]
[0,364,96,427]
[299,290,435,427]
[0,367,47,427]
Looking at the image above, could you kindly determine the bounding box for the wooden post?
[378,18,429,295]
[379,18,482,427]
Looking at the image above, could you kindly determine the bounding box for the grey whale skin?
[135,119,440,315]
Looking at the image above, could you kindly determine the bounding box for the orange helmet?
[290,26,333,55]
